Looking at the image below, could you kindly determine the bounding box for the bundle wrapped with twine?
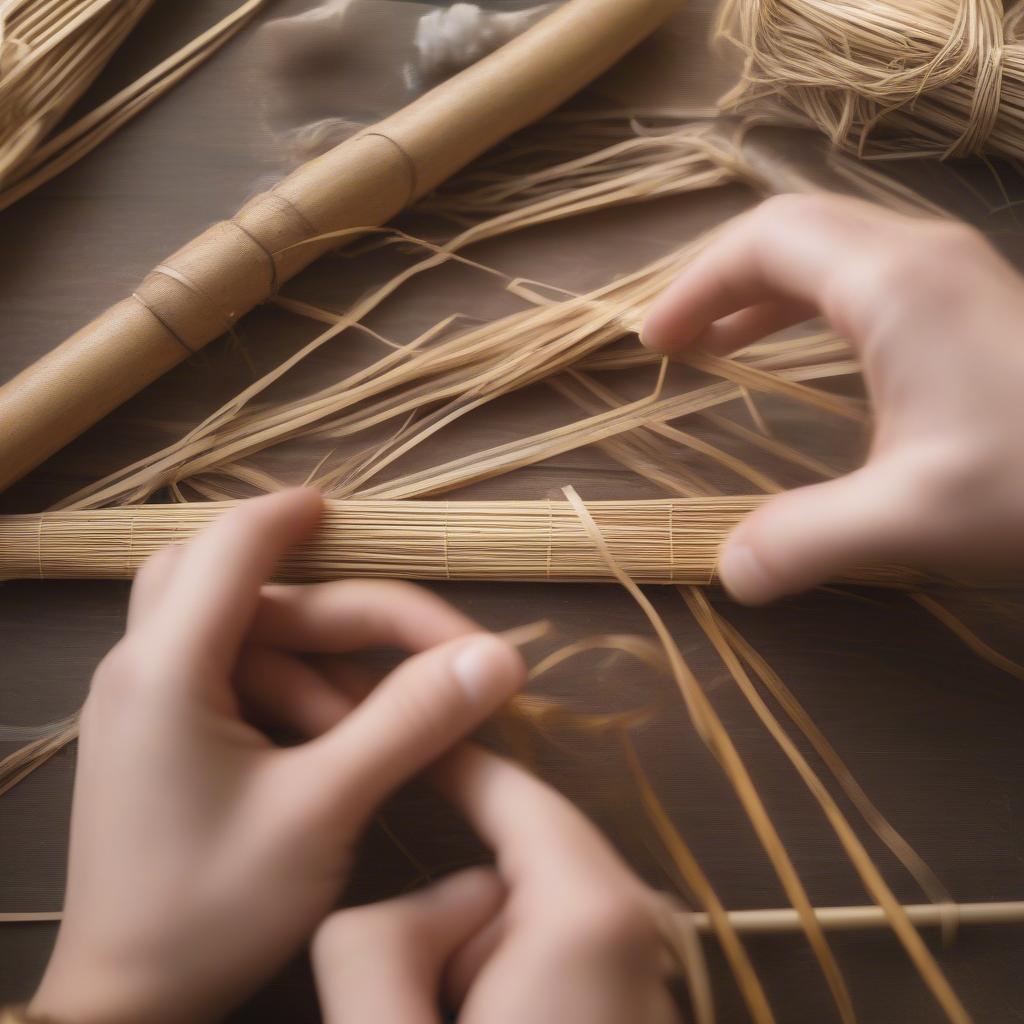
[716,0,1024,161]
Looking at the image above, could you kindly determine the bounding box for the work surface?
[2,2,1024,1020]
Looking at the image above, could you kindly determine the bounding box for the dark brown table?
[2,2,1023,1020]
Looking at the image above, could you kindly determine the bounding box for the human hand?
[312,743,681,1024]
[30,490,525,1024]
[642,194,1024,603]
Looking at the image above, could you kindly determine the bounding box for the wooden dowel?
[0,0,682,493]
[687,901,1024,935]
[6,902,1024,932]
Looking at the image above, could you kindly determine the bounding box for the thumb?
[302,633,525,823]
[717,464,920,604]
[312,868,503,1024]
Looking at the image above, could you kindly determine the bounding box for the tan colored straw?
[0,497,930,588]
[717,0,1024,162]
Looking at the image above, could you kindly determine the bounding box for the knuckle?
[905,441,989,507]
[751,192,817,229]
[388,664,464,733]
[367,579,466,620]
[919,218,987,259]
[313,904,413,965]
[878,220,986,303]
[312,909,360,961]
[749,192,853,244]
[822,217,987,339]
[556,886,659,954]
[90,640,138,697]
[132,544,178,591]
[84,640,148,724]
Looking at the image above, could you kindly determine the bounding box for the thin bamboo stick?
[0,498,927,588]
[6,901,1023,933]
[691,901,1024,935]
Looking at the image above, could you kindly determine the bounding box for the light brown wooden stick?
[690,902,1024,936]
[7,902,1024,933]
[0,0,682,492]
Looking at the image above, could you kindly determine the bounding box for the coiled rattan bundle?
[717,0,1024,161]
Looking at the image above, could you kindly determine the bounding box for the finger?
[126,544,183,630]
[301,634,525,822]
[250,579,477,653]
[443,912,503,1008]
[146,490,323,679]
[437,749,673,1023]
[432,744,626,889]
[235,646,354,737]
[312,868,503,1024]
[314,655,377,705]
[717,460,923,604]
[692,298,818,356]
[640,193,910,355]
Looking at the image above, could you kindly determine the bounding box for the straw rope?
[717,0,1024,162]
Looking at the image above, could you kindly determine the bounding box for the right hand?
[642,194,1024,603]
[312,744,681,1024]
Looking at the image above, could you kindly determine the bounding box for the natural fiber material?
[716,0,1024,161]
[0,497,928,587]
[1,31,1017,1016]
[564,486,856,1023]
[682,587,969,1022]
[0,0,270,210]
[0,0,681,493]
[7,900,1024,933]
[0,0,153,186]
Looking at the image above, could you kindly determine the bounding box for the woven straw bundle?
[718,0,1024,161]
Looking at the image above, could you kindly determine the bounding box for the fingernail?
[453,636,523,705]
[638,319,660,350]
[717,544,776,605]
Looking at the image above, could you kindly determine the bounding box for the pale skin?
[643,193,1024,603]
[29,489,678,1024]
[28,195,1024,1021]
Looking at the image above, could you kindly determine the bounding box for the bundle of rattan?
[716,0,1024,161]
[0,0,152,184]
[0,0,269,210]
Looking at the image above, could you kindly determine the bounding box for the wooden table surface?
[2,2,1024,1020]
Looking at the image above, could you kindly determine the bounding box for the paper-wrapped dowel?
[0,0,682,493]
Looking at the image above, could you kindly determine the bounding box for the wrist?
[3,1007,58,1024]
[29,953,214,1024]
[30,974,156,1024]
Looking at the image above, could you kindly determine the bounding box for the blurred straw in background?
[0,0,269,211]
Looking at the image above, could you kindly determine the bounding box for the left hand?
[30,490,525,1024]
[312,744,682,1024]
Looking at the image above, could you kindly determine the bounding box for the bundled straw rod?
[0,498,924,587]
